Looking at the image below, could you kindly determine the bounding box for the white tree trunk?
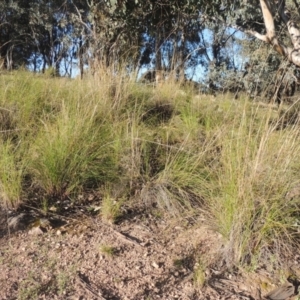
[250,0,300,67]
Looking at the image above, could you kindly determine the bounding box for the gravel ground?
[0,207,299,300]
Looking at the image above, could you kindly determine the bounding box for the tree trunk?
[155,27,162,72]
[178,30,185,82]
[248,0,300,67]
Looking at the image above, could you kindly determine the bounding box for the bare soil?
[0,206,299,300]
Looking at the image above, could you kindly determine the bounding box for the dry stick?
[76,272,107,300]
[110,226,143,247]
[100,221,143,247]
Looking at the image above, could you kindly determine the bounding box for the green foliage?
[28,100,118,196]
[100,186,124,223]
[99,244,116,257]
[207,104,300,266]
[1,69,300,272]
[0,140,24,208]
[0,0,259,84]
[193,260,207,288]
[0,71,62,136]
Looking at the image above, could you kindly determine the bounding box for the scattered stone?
[49,206,57,212]
[1,210,299,300]
[7,213,28,232]
[28,226,44,235]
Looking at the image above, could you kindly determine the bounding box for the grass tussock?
[0,139,24,208]
[207,103,300,266]
[28,101,117,196]
[0,69,300,270]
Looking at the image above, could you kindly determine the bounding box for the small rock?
[39,218,51,228]
[28,226,44,235]
[152,262,159,269]
[88,194,94,201]
[8,213,28,231]
[49,206,57,212]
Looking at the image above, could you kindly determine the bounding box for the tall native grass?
[0,68,299,269]
[0,139,25,208]
[28,100,118,196]
[207,102,300,266]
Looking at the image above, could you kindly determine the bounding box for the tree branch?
[245,29,269,42]
[201,5,300,67]
[277,0,300,50]
[259,0,287,56]
[260,0,276,38]
[72,3,93,36]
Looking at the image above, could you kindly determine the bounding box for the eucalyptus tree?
[110,0,237,82]
[0,0,77,75]
[28,0,76,75]
[241,0,300,68]
[0,0,33,69]
[2,0,299,88]
[232,0,300,100]
[194,0,300,98]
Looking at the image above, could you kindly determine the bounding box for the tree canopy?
[1,0,300,95]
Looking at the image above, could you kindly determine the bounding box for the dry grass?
[0,68,299,271]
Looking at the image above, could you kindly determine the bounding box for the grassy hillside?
[1,69,300,271]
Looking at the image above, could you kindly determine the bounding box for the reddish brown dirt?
[0,208,299,300]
